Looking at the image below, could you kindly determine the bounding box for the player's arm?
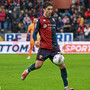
[33,19,41,47]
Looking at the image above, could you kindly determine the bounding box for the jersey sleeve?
[33,19,41,41]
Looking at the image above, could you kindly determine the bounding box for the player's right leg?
[22,48,48,80]
[21,60,44,80]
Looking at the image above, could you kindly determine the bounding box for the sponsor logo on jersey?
[43,24,47,28]
[43,19,46,21]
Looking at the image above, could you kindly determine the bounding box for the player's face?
[43,6,53,18]
[33,18,37,23]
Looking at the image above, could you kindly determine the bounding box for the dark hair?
[43,1,53,9]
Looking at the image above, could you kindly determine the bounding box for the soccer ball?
[53,54,65,66]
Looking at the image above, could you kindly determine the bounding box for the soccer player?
[21,1,74,90]
[27,18,40,59]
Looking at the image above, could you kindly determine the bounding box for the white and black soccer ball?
[53,54,65,66]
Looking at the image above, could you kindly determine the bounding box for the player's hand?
[35,41,40,47]
[26,38,29,41]
[26,36,29,41]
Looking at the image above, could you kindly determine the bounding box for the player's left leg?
[59,64,68,88]
[59,64,74,90]
[27,41,35,59]
[50,47,74,90]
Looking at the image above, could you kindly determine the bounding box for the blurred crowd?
[0,0,90,41]
[0,0,45,33]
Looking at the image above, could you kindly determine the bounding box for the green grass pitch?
[0,54,90,90]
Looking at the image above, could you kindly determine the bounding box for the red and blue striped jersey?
[33,16,58,49]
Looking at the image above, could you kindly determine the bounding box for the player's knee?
[30,46,33,49]
[30,44,33,49]
[35,60,44,69]
[59,63,66,69]
[35,63,42,69]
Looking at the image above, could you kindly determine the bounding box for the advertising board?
[5,33,73,41]
[0,41,90,54]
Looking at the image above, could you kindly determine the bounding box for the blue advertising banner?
[5,33,73,41]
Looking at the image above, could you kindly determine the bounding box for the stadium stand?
[0,0,90,41]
